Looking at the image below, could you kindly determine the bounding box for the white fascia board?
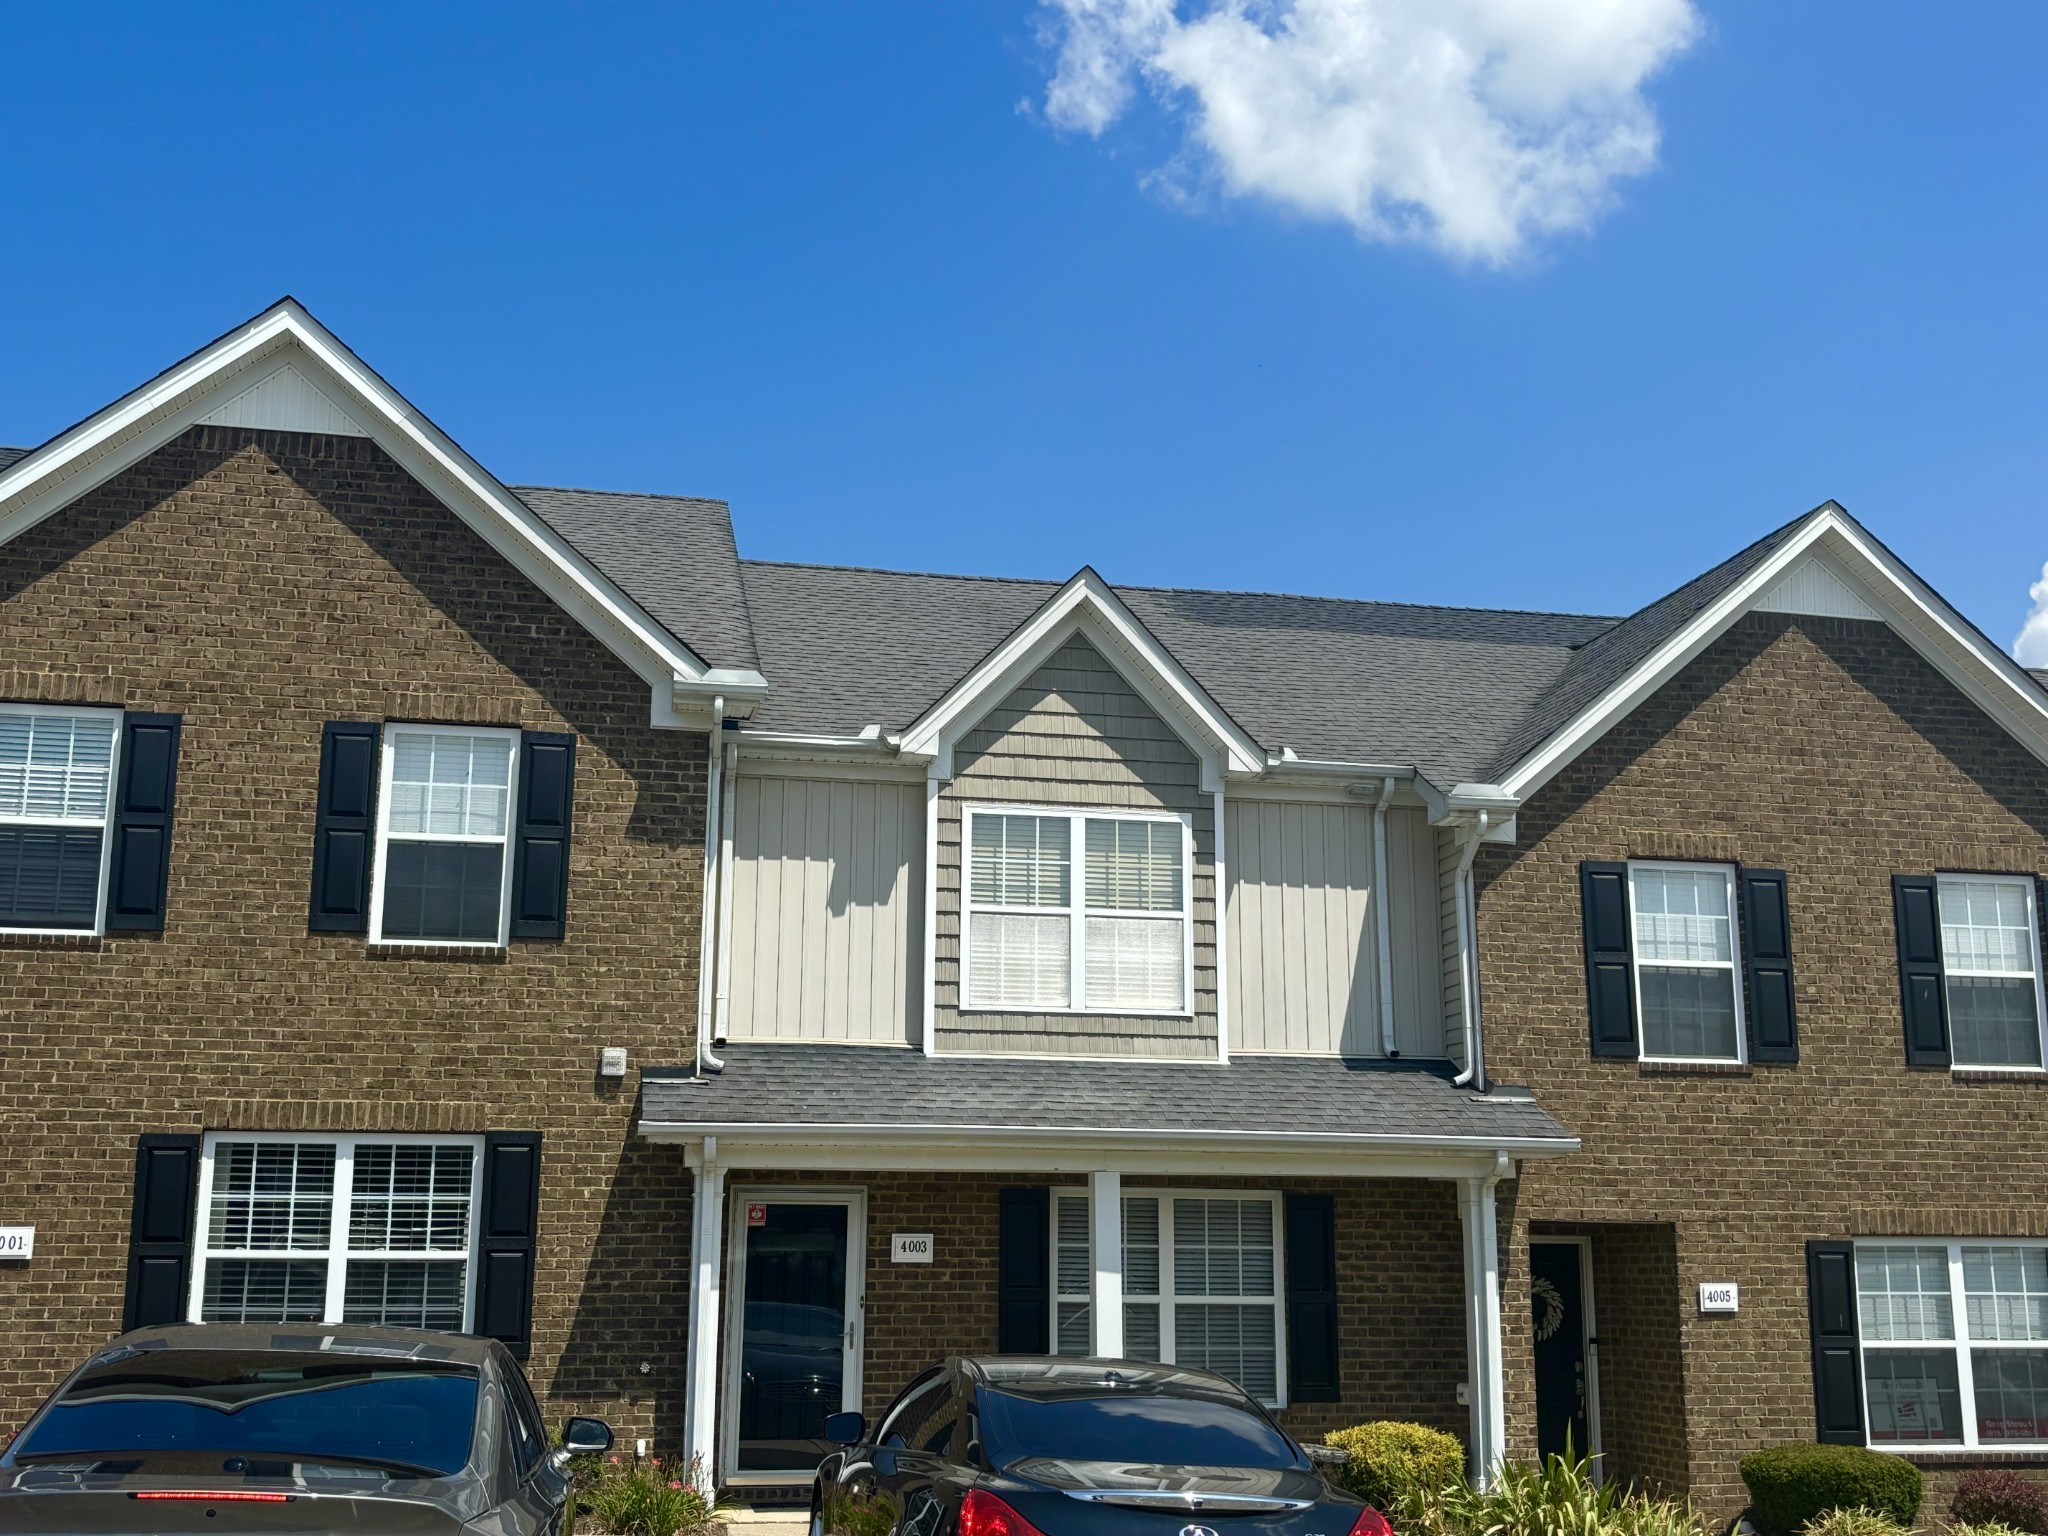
[642,1119,1579,1176]
[897,569,1266,787]
[0,300,726,714]
[1499,507,2048,801]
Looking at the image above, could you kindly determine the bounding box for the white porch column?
[1458,1170,1507,1488]
[1089,1169,1123,1358]
[683,1140,727,1491]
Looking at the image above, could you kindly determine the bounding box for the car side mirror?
[824,1411,867,1445]
[1305,1444,1351,1468]
[563,1417,614,1456]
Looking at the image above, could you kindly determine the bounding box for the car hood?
[0,1470,474,1535]
[1005,1459,1333,1512]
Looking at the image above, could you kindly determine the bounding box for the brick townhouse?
[3,301,2046,1520]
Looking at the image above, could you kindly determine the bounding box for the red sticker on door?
[747,1203,767,1227]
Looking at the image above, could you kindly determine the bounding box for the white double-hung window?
[370,725,518,946]
[963,806,1191,1013]
[190,1133,483,1332]
[1857,1241,2048,1448]
[1938,876,2046,1069]
[1051,1190,1284,1405]
[0,704,119,934]
[1628,862,1745,1063]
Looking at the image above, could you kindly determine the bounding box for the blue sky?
[1,3,2043,651]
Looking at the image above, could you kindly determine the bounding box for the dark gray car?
[0,1324,612,1535]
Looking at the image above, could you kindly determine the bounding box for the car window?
[875,1370,944,1450]
[978,1388,1301,1469]
[502,1367,547,1478]
[12,1350,481,1477]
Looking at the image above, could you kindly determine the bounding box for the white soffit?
[199,360,367,436]
[1753,550,1881,621]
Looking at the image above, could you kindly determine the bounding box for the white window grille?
[0,705,120,934]
[370,726,518,946]
[964,805,1191,1014]
[1628,861,1744,1063]
[190,1134,482,1332]
[1938,876,2047,1069]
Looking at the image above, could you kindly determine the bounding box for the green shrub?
[1739,1445,1922,1534]
[1799,1509,1912,1536]
[1323,1422,1467,1512]
[580,1456,716,1536]
[1376,1443,1708,1536]
[1952,1470,2048,1534]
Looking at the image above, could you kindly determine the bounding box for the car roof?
[97,1323,500,1367]
[962,1356,1252,1401]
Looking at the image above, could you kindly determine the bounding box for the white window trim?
[1855,1238,2048,1453]
[1050,1185,1288,1408]
[961,802,1195,1017]
[368,723,520,949]
[1937,873,2048,1074]
[1626,859,1748,1066]
[187,1131,485,1330]
[0,701,123,938]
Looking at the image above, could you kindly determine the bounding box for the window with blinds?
[0,705,119,932]
[963,806,1190,1014]
[372,726,518,946]
[1051,1189,1283,1405]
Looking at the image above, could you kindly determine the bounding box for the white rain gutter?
[712,737,740,1047]
[1451,810,1491,1089]
[1371,775,1399,1058]
[694,697,727,1076]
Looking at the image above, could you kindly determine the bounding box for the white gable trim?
[0,300,762,723]
[1753,547,1882,621]
[199,357,368,436]
[1500,506,2048,800]
[895,568,1266,792]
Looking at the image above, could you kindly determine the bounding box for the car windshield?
[980,1387,1302,1469]
[12,1350,480,1477]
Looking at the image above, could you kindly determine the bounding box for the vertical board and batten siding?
[935,635,1217,1058]
[1224,800,1444,1057]
[724,773,923,1045]
[1439,824,1468,1064]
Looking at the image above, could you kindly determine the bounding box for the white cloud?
[2014,560,2048,667]
[1038,0,1701,264]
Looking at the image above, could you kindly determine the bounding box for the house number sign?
[0,1226,33,1260]
[891,1233,934,1264]
[1699,1282,1739,1313]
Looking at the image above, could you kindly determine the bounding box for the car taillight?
[960,1488,1048,1536]
[1347,1506,1395,1536]
[132,1492,293,1502]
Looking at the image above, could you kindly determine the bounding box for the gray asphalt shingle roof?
[638,1043,1576,1147]
[0,446,30,473]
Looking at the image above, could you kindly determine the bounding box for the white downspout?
[1372,775,1398,1058]
[694,698,726,1076]
[1451,809,1490,1088]
[712,738,739,1047]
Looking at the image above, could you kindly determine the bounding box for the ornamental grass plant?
[578,1454,719,1536]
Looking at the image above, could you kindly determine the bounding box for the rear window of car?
[12,1350,480,1478]
[979,1387,1302,1469]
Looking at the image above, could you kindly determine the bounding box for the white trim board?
[0,299,765,728]
[1500,507,2048,801]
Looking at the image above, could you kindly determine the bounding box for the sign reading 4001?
[0,1226,33,1260]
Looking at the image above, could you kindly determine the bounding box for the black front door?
[1531,1242,1592,1467]
[737,1202,852,1475]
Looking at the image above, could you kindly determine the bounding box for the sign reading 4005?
[0,1227,34,1261]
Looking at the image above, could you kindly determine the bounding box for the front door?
[727,1195,863,1482]
[1531,1241,1596,1471]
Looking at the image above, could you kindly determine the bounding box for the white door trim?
[718,1186,868,1488]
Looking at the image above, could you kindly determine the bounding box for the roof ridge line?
[513,481,729,507]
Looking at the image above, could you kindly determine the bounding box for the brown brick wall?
[1481,612,2048,1516]
[0,426,706,1443]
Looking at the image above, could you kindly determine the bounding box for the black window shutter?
[123,1134,201,1330]
[997,1186,1051,1353]
[1740,869,1799,1063]
[308,722,381,933]
[1284,1192,1342,1402]
[510,732,575,940]
[475,1132,542,1358]
[1807,1240,1865,1445]
[1892,875,1950,1066]
[1581,861,1639,1058]
[106,713,183,932]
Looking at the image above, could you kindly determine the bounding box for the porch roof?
[636,1044,1577,1173]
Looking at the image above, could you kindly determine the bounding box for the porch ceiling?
[637,1043,1577,1176]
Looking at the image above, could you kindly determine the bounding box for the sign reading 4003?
[0,1226,33,1261]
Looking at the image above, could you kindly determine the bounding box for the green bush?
[1738,1445,1922,1534]
[1322,1422,1468,1512]
[1951,1524,2033,1536]
[1799,1509,1912,1536]
[580,1456,716,1536]
[1410,1444,1708,1536]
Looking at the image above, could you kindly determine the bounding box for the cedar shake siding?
[1480,611,2048,1515]
[933,634,1218,1058]
[0,426,704,1443]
